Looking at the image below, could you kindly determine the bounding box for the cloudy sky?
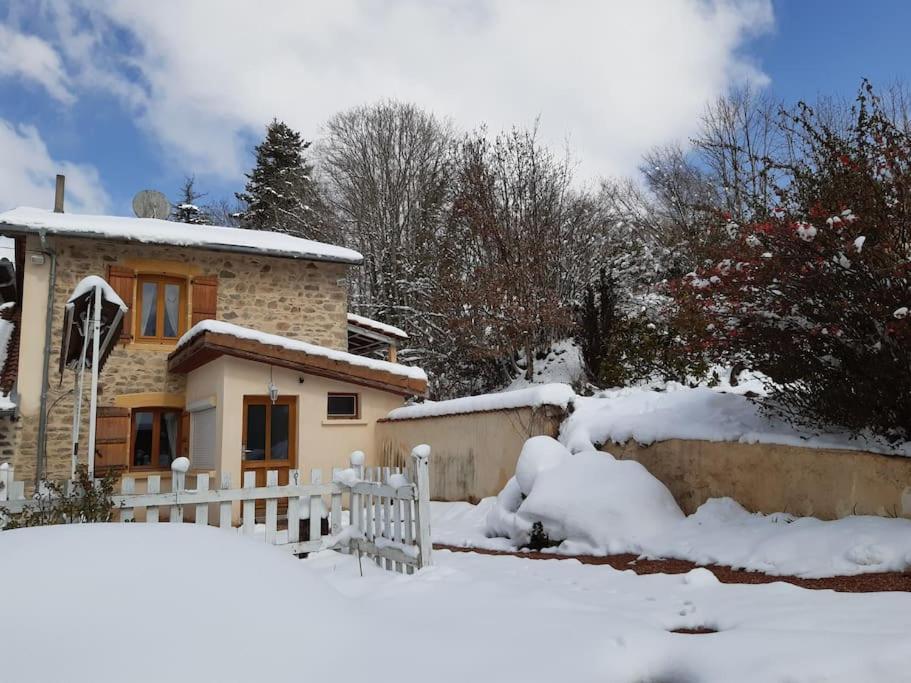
[0,0,908,216]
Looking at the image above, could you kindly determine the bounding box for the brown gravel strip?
[434,544,911,593]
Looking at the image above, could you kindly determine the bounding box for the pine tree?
[170,176,211,225]
[236,119,334,240]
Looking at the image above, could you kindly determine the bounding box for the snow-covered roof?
[385,383,575,421]
[174,320,427,383]
[347,313,408,340]
[0,207,363,265]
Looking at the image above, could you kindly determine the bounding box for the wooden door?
[242,396,297,513]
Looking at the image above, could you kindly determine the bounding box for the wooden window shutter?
[107,266,136,341]
[191,276,218,326]
[180,411,190,457]
[94,406,130,475]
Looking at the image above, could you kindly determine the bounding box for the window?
[327,393,359,419]
[131,408,182,469]
[136,275,187,342]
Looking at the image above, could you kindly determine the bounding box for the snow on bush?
[486,437,683,553]
[515,435,567,495]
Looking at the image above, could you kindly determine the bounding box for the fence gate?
[0,446,433,573]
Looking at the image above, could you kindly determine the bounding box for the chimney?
[53,174,65,213]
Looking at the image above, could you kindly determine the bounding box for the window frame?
[326,392,360,420]
[135,274,188,343]
[130,407,183,471]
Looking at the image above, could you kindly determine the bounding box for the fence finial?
[410,444,431,461]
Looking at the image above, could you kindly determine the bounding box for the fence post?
[218,473,232,529]
[410,445,432,569]
[350,451,364,538]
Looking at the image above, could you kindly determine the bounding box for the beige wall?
[611,439,911,520]
[375,407,565,503]
[186,356,406,493]
[9,234,351,483]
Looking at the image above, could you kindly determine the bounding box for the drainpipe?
[35,231,58,486]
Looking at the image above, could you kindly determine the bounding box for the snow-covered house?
[0,205,426,492]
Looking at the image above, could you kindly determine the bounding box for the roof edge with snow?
[0,207,363,265]
[169,320,427,397]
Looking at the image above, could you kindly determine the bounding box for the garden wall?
[375,406,565,502]
[610,439,911,520]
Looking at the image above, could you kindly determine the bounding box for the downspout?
[35,229,57,486]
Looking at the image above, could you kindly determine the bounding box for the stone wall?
[611,439,911,520]
[13,236,350,483]
[375,406,566,503]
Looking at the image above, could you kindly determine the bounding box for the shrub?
[674,84,911,441]
[1,465,120,530]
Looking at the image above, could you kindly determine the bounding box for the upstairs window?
[132,407,182,470]
[137,275,187,342]
[327,393,359,419]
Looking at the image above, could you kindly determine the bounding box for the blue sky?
[0,1,908,217]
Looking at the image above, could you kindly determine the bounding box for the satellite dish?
[132,190,170,219]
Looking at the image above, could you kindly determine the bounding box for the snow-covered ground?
[432,497,911,578]
[505,337,586,391]
[432,435,911,578]
[3,523,910,683]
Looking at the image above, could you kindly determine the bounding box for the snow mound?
[515,435,568,495]
[486,438,684,553]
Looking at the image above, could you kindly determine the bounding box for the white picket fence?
[0,446,432,572]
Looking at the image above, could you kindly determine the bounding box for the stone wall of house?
[0,417,20,466]
[13,236,350,484]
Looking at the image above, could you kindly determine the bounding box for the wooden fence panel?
[0,447,434,572]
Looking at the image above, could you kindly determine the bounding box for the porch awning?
[168,321,427,397]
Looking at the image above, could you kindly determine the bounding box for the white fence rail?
[0,447,433,572]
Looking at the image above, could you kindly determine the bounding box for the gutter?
[0,224,363,266]
[35,229,57,486]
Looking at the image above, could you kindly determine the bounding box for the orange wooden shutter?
[94,406,130,475]
[107,266,135,341]
[191,276,218,326]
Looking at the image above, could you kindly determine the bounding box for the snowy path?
[307,546,911,682]
[2,524,910,682]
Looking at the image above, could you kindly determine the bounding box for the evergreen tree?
[170,176,211,225]
[236,119,334,240]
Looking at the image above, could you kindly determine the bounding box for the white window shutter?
[190,407,216,471]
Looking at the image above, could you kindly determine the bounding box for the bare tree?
[436,126,579,383]
[692,86,782,222]
[319,100,454,366]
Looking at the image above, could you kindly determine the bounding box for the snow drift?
[485,436,684,553]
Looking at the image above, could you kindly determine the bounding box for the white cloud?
[0,119,110,213]
[32,0,774,181]
[0,24,74,104]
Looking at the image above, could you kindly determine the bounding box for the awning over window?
[59,276,127,375]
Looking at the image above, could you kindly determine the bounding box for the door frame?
[241,395,298,473]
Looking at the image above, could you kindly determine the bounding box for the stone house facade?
[0,207,426,492]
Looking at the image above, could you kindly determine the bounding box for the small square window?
[327,393,359,419]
